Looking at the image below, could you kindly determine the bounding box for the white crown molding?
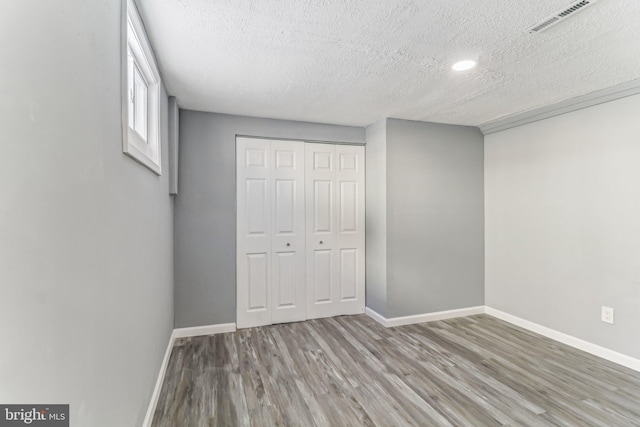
[480,79,640,135]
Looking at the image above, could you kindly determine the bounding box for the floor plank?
[152,314,640,426]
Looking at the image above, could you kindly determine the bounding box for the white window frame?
[122,0,162,175]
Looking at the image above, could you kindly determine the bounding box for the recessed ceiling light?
[452,60,477,71]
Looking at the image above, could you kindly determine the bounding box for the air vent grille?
[558,0,591,17]
[530,17,560,32]
[527,0,598,33]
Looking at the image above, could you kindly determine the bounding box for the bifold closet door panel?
[237,137,272,328]
[270,140,306,324]
[335,144,365,315]
[237,137,306,328]
[305,143,365,319]
[305,143,338,319]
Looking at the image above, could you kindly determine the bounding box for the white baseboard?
[143,309,640,427]
[366,304,640,373]
[365,307,388,326]
[172,323,237,339]
[143,322,236,426]
[485,307,640,373]
[142,332,175,427]
[365,306,485,328]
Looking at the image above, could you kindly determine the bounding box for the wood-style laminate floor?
[152,314,640,426]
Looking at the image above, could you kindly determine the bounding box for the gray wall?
[365,119,388,316]
[485,93,640,360]
[0,2,174,426]
[175,111,365,327]
[386,119,485,317]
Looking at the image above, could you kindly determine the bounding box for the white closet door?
[237,138,271,328]
[305,143,365,319]
[270,140,306,324]
[305,143,337,319]
[237,137,306,328]
[335,144,365,315]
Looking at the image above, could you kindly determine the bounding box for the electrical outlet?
[601,306,614,324]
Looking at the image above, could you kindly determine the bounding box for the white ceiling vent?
[527,0,599,33]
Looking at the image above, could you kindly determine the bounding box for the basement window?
[123,0,161,174]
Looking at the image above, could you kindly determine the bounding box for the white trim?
[365,306,486,328]
[143,309,640,427]
[143,323,236,426]
[485,307,640,373]
[366,305,640,372]
[172,323,237,339]
[480,79,640,135]
[235,134,366,146]
[122,0,162,175]
[142,333,175,427]
[365,307,388,327]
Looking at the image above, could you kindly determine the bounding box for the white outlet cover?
[601,306,614,324]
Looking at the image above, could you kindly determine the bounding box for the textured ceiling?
[137,0,640,127]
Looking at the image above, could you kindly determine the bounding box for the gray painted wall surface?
[175,111,365,327]
[486,94,640,359]
[0,2,174,426]
[386,119,485,317]
[365,119,388,316]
